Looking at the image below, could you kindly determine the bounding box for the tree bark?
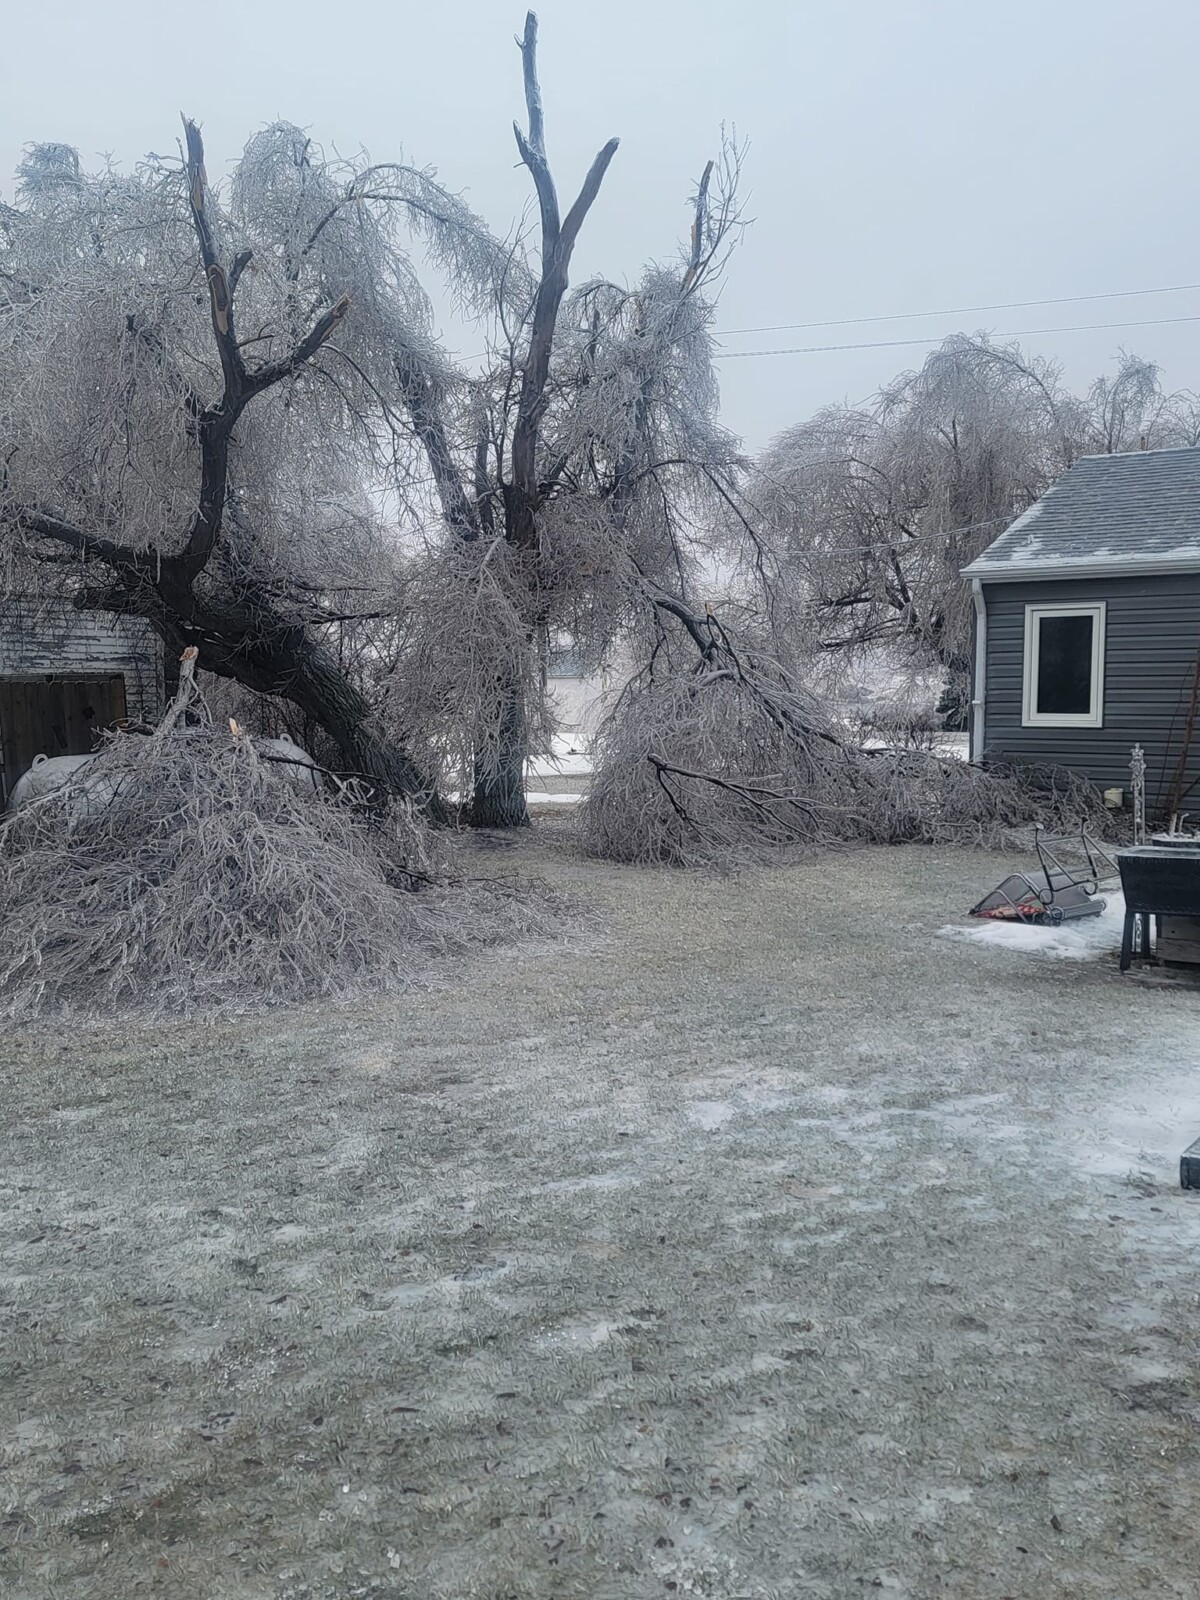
[471,675,530,828]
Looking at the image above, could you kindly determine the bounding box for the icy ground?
[3,839,1200,1598]
[939,889,1129,961]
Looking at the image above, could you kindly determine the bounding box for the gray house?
[0,598,163,804]
[962,447,1200,815]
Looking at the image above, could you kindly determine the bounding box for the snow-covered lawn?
[3,839,1200,1598]
[527,742,592,806]
[528,748,592,778]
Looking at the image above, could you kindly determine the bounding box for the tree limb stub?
[681,158,714,295]
[228,247,253,297]
[182,117,243,384]
[519,13,546,159]
[183,117,207,212]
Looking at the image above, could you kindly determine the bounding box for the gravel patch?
[2,837,1199,1598]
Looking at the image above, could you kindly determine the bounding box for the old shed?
[0,600,163,803]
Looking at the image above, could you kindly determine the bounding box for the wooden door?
[0,676,127,802]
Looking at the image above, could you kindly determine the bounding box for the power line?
[760,514,1013,560]
[718,281,1200,338]
[713,312,1200,360]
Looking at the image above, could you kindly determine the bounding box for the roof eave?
[962,553,1200,582]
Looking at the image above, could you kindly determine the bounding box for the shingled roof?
[962,445,1200,580]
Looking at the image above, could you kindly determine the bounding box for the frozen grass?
[3,837,1200,1598]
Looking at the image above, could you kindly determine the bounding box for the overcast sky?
[4,0,1200,450]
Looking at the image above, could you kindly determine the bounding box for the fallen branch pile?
[0,664,558,1020]
[582,605,1108,867]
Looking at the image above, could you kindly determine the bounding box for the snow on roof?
[962,446,1200,578]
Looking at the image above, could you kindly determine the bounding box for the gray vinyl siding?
[0,599,163,722]
[978,573,1200,806]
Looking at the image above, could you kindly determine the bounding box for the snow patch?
[938,892,1125,961]
[536,1316,625,1350]
[1056,1071,1200,1181]
[687,1099,737,1131]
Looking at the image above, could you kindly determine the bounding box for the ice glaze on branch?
[12,507,147,573]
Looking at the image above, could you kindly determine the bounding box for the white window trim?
[1022,602,1106,728]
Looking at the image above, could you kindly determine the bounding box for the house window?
[1022,603,1105,728]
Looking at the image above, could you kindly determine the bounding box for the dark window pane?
[1037,614,1093,715]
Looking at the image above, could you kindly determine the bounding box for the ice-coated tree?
[0,120,506,814]
[0,12,747,826]
[1080,349,1200,455]
[384,17,747,825]
[755,336,1200,720]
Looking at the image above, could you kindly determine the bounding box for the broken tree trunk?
[148,589,446,818]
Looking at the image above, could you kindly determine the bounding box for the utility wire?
[765,514,1013,560]
[719,281,1200,337]
[460,304,1200,367]
[713,312,1200,360]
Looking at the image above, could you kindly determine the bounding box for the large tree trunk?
[471,676,530,828]
[85,579,447,821]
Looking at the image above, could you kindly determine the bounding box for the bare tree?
[381,12,619,825]
[385,16,748,825]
